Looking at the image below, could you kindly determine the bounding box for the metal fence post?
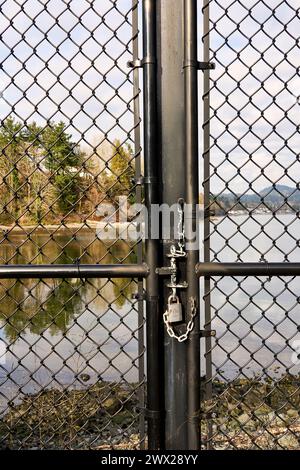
[157,0,188,450]
[132,0,146,449]
[142,0,165,450]
[184,0,201,450]
[202,0,213,449]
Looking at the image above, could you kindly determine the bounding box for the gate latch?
[156,199,188,289]
[155,246,188,290]
[156,266,176,276]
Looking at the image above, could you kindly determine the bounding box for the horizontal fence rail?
[196,263,300,277]
[0,264,149,279]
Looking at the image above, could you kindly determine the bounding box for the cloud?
[198,0,300,194]
[0,0,136,146]
[0,0,299,193]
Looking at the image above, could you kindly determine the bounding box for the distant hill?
[217,185,300,204]
[259,185,300,202]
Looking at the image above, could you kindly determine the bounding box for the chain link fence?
[1,0,300,452]
[201,0,300,450]
[0,0,145,450]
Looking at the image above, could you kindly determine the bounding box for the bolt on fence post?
[184,0,201,450]
[142,0,165,450]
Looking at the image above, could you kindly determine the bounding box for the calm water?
[1,214,300,411]
[202,213,300,380]
[0,231,141,413]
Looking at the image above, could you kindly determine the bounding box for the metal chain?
[163,297,197,343]
[163,201,197,342]
[170,249,177,298]
[177,200,185,256]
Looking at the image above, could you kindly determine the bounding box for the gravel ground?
[201,374,300,450]
[2,375,300,450]
[0,382,142,450]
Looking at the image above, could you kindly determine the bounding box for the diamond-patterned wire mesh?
[0,0,145,449]
[201,0,300,450]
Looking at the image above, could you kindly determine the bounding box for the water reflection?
[0,236,138,340]
[201,214,300,380]
[2,214,300,410]
[0,233,142,412]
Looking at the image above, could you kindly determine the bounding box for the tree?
[39,122,85,214]
[53,173,81,214]
[101,140,135,205]
[0,118,86,222]
[0,117,28,219]
[41,121,83,172]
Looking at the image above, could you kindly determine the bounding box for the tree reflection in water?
[0,232,139,343]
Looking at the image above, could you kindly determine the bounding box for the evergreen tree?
[39,121,85,213]
[41,121,83,172]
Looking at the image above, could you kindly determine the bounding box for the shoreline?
[0,221,142,236]
[0,221,99,236]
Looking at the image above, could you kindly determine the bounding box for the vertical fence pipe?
[203,0,213,449]
[184,0,200,450]
[132,0,145,449]
[157,1,188,449]
[143,0,164,450]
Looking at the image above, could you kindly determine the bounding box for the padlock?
[167,295,183,323]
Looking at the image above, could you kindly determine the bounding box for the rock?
[238,413,251,425]
[254,405,271,416]
[79,374,91,383]
[220,424,228,432]
[266,411,276,423]
[111,410,132,427]
[234,413,256,431]
[286,409,299,419]
[278,434,299,449]
[102,397,121,414]
[274,414,287,427]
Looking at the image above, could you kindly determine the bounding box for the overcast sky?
[0,0,299,194]
[207,0,300,194]
[0,0,136,149]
